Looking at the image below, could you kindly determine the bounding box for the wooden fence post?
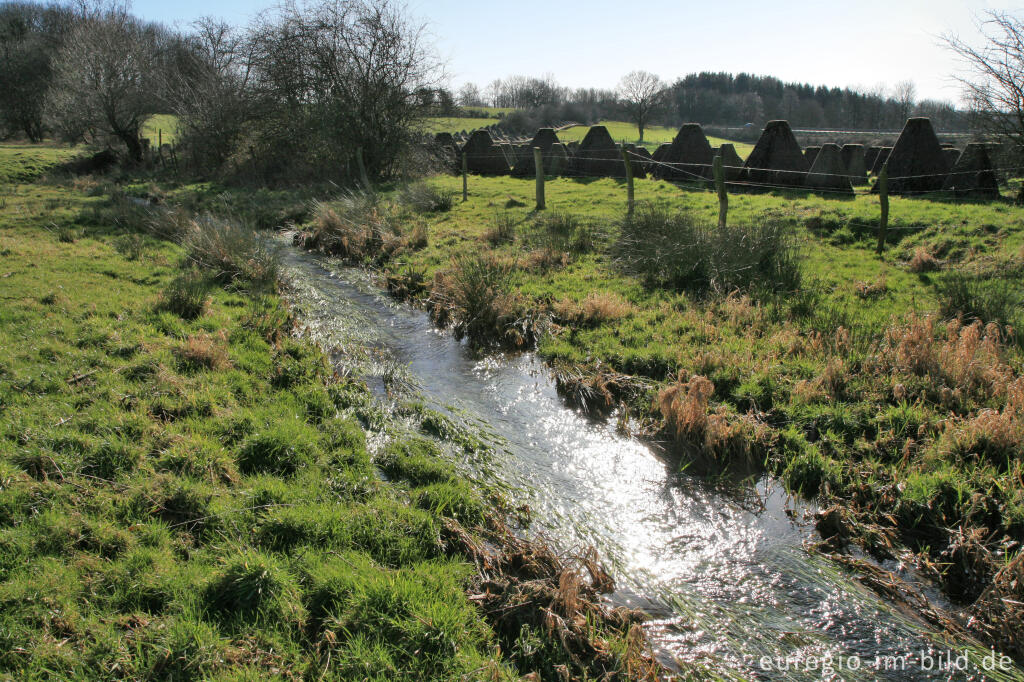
[461,152,468,202]
[876,163,889,254]
[621,147,634,216]
[534,147,546,211]
[713,155,728,229]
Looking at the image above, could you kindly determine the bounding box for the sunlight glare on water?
[281,243,1022,681]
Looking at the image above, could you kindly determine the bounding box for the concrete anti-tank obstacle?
[657,123,715,181]
[806,143,854,196]
[871,118,948,195]
[741,120,809,188]
[716,144,744,182]
[840,144,868,186]
[804,146,821,168]
[942,143,1000,199]
[460,130,511,175]
[571,125,629,178]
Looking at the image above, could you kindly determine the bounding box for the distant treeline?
[457,72,968,134]
[670,72,967,131]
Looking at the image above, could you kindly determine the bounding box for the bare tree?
[892,79,916,122]
[457,82,483,108]
[945,12,1024,153]
[243,0,442,180]
[47,2,162,161]
[617,70,665,142]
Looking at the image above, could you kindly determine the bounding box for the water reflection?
[281,244,1020,681]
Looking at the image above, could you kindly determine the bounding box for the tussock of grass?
[182,214,280,292]
[657,373,768,471]
[429,253,542,348]
[397,181,454,213]
[614,204,801,294]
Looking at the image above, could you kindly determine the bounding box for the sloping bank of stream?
[280,242,1023,681]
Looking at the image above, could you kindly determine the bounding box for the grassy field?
[0,142,80,183]
[422,116,500,134]
[460,106,515,117]
[301,172,1024,658]
[141,114,180,146]
[556,121,754,157]
[0,149,658,679]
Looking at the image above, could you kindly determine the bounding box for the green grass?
[0,146,659,679]
[141,113,179,146]
[0,142,80,183]
[557,120,754,157]
[423,116,500,134]
[307,171,1024,651]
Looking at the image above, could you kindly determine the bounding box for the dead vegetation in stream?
[442,518,662,681]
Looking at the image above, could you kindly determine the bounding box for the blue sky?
[129,0,1022,104]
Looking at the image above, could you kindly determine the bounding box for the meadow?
[555,121,754,156]
[302,170,1024,658]
[0,145,658,680]
[423,116,755,156]
[141,114,179,146]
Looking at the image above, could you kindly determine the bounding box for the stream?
[280,242,1022,681]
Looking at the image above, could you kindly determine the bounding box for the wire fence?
[448,141,1018,254]
[447,145,1017,201]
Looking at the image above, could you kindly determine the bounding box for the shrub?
[157,269,210,320]
[397,181,453,213]
[615,205,800,294]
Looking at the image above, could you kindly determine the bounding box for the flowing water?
[280,243,1022,681]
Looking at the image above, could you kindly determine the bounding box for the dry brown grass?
[940,378,1024,463]
[878,315,1014,402]
[908,247,941,273]
[175,331,231,371]
[969,549,1024,660]
[792,359,846,405]
[582,291,633,324]
[553,292,633,327]
[522,248,569,272]
[300,197,405,261]
[656,373,765,467]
